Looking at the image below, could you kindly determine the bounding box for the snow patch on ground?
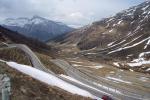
[107,77,132,84]
[108,36,150,54]
[129,69,134,72]
[113,24,116,27]
[107,42,115,46]
[117,20,122,25]
[144,39,150,49]
[92,65,104,69]
[0,59,7,63]
[109,40,126,48]
[148,11,150,15]
[6,62,97,99]
[139,51,150,58]
[146,68,150,71]
[72,64,103,69]
[142,5,149,11]
[87,53,97,55]
[109,29,113,33]
[128,51,150,67]
[127,61,150,67]
[123,35,143,47]
[113,62,120,67]
[72,64,82,67]
[107,18,114,22]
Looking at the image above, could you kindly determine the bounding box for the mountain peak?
[32,15,45,20]
[30,15,47,24]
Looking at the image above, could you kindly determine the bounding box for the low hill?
[0,25,51,54]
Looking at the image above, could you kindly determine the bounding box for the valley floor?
[0,42,150,100]
[52,43,150,100]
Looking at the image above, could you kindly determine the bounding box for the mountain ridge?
[1,16,74,42]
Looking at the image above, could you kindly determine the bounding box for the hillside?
[51,1,150,74]
[56,1,150,49]
[0,62,91,100]
[0,25,52,55]
[1,16,74,41]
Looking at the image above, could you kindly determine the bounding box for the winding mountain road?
[8,44,54,74]
[1,43,150,100]
[1,43,111,99]
[51,59,150,100]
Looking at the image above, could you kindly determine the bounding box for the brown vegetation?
[0,48,31,65]
[0,62,91,100]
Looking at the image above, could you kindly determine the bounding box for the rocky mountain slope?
[56,1,150,57]
[53,1,150,73]
[58,1,150,49]
[1,16,74,41]
[82,1,150,60]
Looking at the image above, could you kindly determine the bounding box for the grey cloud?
[0,0,144,27]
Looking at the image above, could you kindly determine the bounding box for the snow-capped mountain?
[1,16,74,41]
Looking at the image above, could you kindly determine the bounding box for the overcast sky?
[0,0,145,28]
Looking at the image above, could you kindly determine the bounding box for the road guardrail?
[0,74,11,100]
